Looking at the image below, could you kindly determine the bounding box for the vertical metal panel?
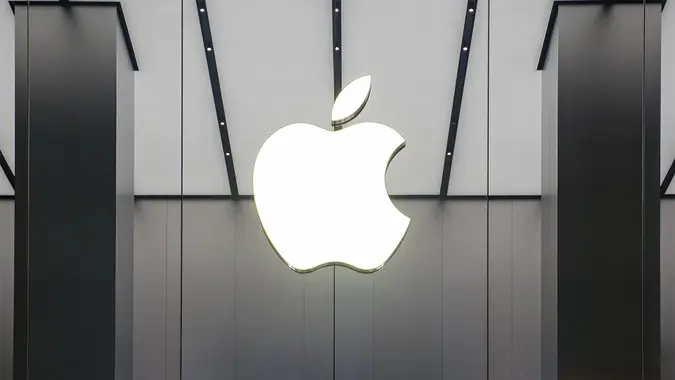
[373,200,443,379]
[232,200,306,379]
[442,200,487,380]
[181,200,236,380]
[165,201,182,380]
[554,4,659,379]
[12,6,28,378]
[133,201,169,380]
[488,201,514,380]
[643,7,662,379]
[0,200,14,380]
[660,200,675,380]
[511,201,542,380]
[15,5,129,380]
[178,200,333,380]
[133,199,546,379]
[302,264,333,380]
[335,269,374,380]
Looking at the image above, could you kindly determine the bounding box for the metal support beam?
[332,0,342,133]
[195,0,239,197]
[439,0,477,197]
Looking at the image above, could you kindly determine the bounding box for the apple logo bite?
[253,75,410,273]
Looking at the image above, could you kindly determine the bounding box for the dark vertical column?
[541,3,660,380]
[642,5,661,380]
[14,4,134,380]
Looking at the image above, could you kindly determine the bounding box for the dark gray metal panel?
[15,5,125,380]
[442,200,487,380]
[511,201,542,380]
[232,200,307,379]
[660,200,675,380]
[115,22,135,380]
[556,4,659,379]
[133,201,169,380]
[373,200,443,380]
[181,200,236,380]
[12,6,28,379]
[0,201,14,380]
[643,6,662,380]
[487,201,514,380]
[335,269,374,380]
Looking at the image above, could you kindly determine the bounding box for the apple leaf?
[331,75,371,127]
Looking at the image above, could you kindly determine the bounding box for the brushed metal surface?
[159,199,541,380]
[181,200,236,380]
[133,200,169,380]
[442,200,488,380]
[488,201,514,380]
[662,199,675,380]
[511,201,542,380]
[545,4,661,379]
[13,6,133,379]
[232,200,312,379]
[372,200,443,380]
[0,201,13,380]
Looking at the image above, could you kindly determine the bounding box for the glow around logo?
[253,75,410,273]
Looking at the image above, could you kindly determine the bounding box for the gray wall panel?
[488,201,515,380]
[1,199,553,379]
[373,200,444,380]
[662,199,675,380]
[165,201,182,380]
[133,201,169,380]
[302,268,333,380]
[512,201,542,380]
[553,5,660,379]
[335,268,374,380]
[442,200,487,380]
[232,201,307,380]
[488,200,543,380]
[181,200,236,380]
[14,5,134,379]
[0,200,13,380]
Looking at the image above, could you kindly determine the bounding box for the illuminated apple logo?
[253,75,410,273]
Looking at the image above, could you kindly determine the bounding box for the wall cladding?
[0,201,13,380]
[133,199,540,380]
[1,198,542,380]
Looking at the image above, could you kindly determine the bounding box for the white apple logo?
[253,75,410,273]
